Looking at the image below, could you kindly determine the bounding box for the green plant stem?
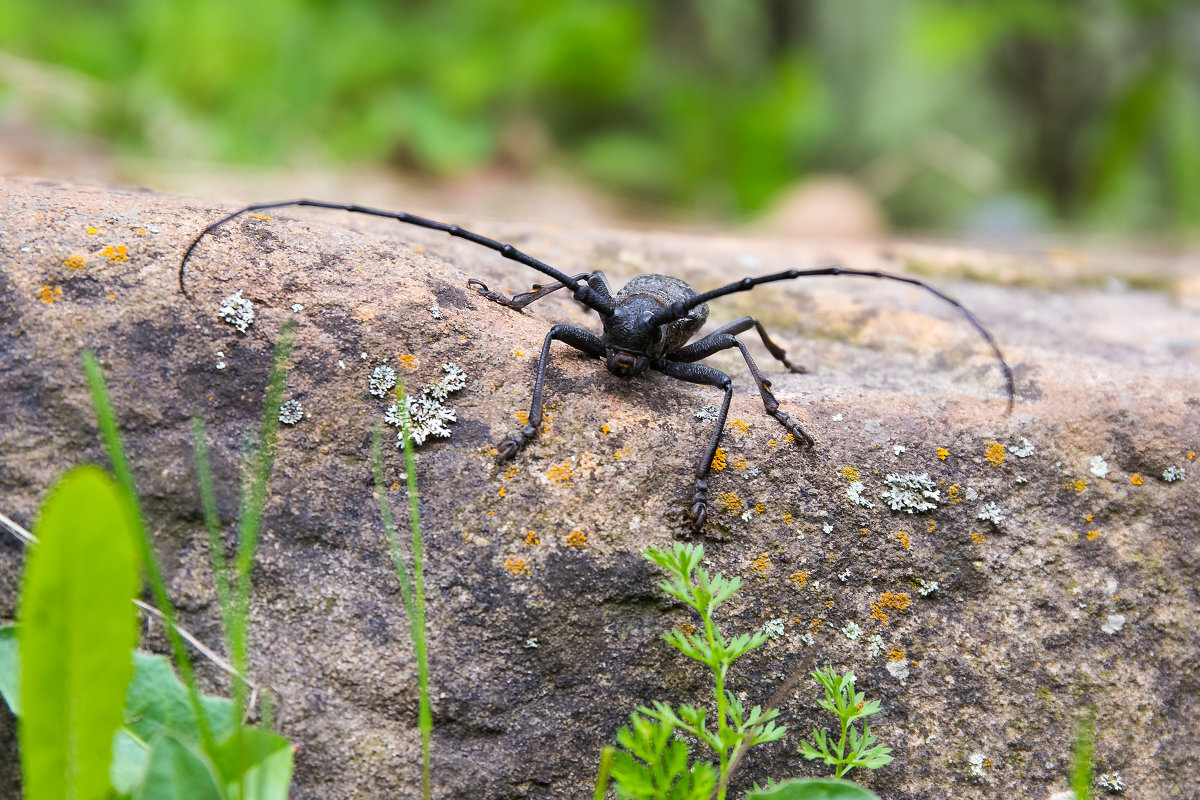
[371,382,432,800]
[593,746,614,800]
[190,416,233,640]
[82,351,215,755]
[229,320,295,723]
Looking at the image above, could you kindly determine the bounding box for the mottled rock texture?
[1,177,1198,799]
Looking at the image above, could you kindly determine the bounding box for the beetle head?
[603,299,665,377]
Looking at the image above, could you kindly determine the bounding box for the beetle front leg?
[654,360,734,532]
[468,272,592,312]
[496,324,605,462]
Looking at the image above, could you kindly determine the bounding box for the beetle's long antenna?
[179,200,614,316]
[651,265,1015,414]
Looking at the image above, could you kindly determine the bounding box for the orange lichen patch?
[786,434,794,443]
[1085,514,1093,522]
[512,349,525,357]
[971,532,986,544]
[391,482,399,490]
[788,571,808,587]
[937,447,949,461]
[768,439,777,447]
[524,530,539,546]
[887,647,905,662]
[752,553,771,576]
[926,521,937,533]
[733,456,749,471]
[679,622,697,635]
[729,419,750,435]
[249,213,272,220]
[947,484,962,503]
[711,448,727,471]
[810,619,822,629]
[985,442,1006,467]
[498,487,506,498]
[502,556,530,576]
[100,244,128,263]
[86,225,99,234]
[1087,530,1100,540]
[860,528,870,537]
[38,285,62,304]
[600,424,610,434]
[842,466,860,482]
[717,492,742,514]
[1188,451,1195,460]
[546,461,574,485]
[753,503,765,515]
[503,465,519,480]
[896,531,911,550]
[64,254,86,270]
[566,530,588,547]
[782,511,793,526]
[396,353,418,369]
[614,449,630,460]
[1130,474,1143,485]
[1069,479,1087,493]
[870,591,910,626]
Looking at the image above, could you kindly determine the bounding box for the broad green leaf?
[110,728,150,794]
[212,727,294,800]
[19,465,140,800]
[0,624,19,715]
[133,734,224,800]
[745,777,881,800]
[124,652,237,746]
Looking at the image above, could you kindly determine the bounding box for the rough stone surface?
[1,177,1198,799]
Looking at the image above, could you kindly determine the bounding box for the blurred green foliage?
[1,0,1197,231]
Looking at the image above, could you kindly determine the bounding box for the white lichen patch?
[218,289,254,332]
[1009,437,1035,458]
[892,444,906,456]
[388,362,469,447]
[429,305,445,319]
[881,472,940,513]
[278,399,304,425]
[866,634,884,657]
[1090,455,1110,478]
[886,660,910,679]
[968,751,987,778]
[761,618,785,640]
[831,413,843,421]
[793,632,815,647]
[822,523,834,534]
[1101,614,1125,635]
[290,303,304,312]
[695,404,720,422]
[840,621,863,641]
[1163,466,1186,482]
[977,501,1007,527]
[369,364,397,397]
[846,481,874,508]
[918,578,939,596]
[1098,772,1126,792]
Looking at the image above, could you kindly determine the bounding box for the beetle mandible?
[180,200,1015,531]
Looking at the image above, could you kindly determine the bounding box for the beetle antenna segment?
[178,200,615,317]
[651,265,1015,415]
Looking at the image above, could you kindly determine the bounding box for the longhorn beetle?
[180,200,1015,531]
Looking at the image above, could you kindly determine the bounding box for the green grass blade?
[370,427,416,619]
[191,416,234,642]
[18,466,140,800]
[0,625,19,715]
[82,350,216,754]
[593,746,615,800]
[1071,711,1094,800]
[230,320,296,721]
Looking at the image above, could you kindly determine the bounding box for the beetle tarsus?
[689,478,709,531]
[496,424,538,462]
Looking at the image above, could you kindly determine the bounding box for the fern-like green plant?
[796,667,892,779]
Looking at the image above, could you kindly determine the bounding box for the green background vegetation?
[1,0,1198,232]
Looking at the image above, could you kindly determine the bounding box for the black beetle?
[180,200,1014,530]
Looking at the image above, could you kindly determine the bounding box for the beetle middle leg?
[653,359,734,531]
[673,330,814,447]
[470,271,615,312]
[496,323,606,461]
[689,316,808,374]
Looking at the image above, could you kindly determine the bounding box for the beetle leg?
[496,324,605,461]
[653,360,734,532]
[672,332,814,447]
[681,316,807,374]
[468,272,592,311]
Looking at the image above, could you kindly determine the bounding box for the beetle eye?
[639,310,654,326]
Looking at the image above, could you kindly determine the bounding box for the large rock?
[1,177,1197,798]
